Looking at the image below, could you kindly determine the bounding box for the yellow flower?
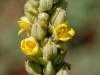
[18,16,31,35]
[54,22,75,41]
[20,37,42,56]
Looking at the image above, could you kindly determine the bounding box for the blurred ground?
[0,0,100,75]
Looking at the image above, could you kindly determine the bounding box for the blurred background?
[0,0,100,75]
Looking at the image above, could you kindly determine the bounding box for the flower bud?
[56,69,69,75]
[24,1,38,15]
[41,38,48,46]
[38,12,49,22]
[43,39,57,60]
[56,0,68,10]
[50,8,66,27]
[39,0,53,12]
[28,0,39,8]
[31,20,47,40]
[24,11,36,23]
[43,61,56,75]
[25,60,42,75]
[52,53,62,65]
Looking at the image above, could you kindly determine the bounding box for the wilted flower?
[18,16,31,35]
[20,37,42,56]
[54,22,75,41]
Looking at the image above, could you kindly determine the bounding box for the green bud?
[36,56,49,66]
[43,61,56,75]
[50,8,66,27]
[43,39,57,59]
[62,70,69,75]
[52,53,62,65]
[56,42,67,58]
[26,56,39,63]
[29,0,39,7]
[41,38,48,46]
[56,0,68,10]
[25,60,42,75]
[56,69,69,75]
[24,1,38,15]
[39,0,53,12]
[24,11,36,23]
[38,12,49,22]
[31,20,47,40]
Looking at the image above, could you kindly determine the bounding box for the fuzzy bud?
[43,39,57,60]
[38,12,49,22]
[31,20,47,40]
[37,56,49,66]
[25,60,42,75]
[50,8,66,27]
[24,11,36,23]
[43,61,56,75]
[28,0,39,8]
[56,0,68,10]
[52,53,62,65]
[39,0,53,12]
[56,69,69,75]
[24,1,38,15]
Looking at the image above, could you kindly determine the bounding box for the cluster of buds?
[18,0,75,75]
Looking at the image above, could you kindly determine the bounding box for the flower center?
[57,27,67,36]
[26,41,36,49]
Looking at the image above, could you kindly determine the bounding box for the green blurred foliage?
[0,0,100,75]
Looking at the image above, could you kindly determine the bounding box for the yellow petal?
[32,45,38,54]
[67,28,75,36]
[59,37,71,41]
[20,16,31,24]
[18,29,24,35]
[20,47,32,55]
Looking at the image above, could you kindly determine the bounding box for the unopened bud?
[56,69,69,75]
[56,0,68,10]
[39,0,53,12]
[38,12,49,22]
[52,53,62,65]
[28,0,39,7]
[50,8,66,27]
[43,39,57,59]
[24,1,38,15]
[31,20,47,40]
[25,60,42,74]
[43,61,56,75]
[37,56,49,66]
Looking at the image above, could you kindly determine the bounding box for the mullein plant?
[18,0,75,75]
